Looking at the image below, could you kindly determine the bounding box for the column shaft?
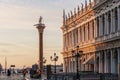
[94,19,97,38]
[118,6,120,30]
[104,50,107,73]
[110,10,113,33]
[110,49,113,73]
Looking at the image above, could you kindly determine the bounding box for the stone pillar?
[99,16,101,36]
[112,49,116,73]
[112,9,115,32]
[110,49,113,73]
[71,31,74,47]
[63,58,66,72]
[68,33,70,47]
[107,49,111,73]
[94,52,97,72]
[106,50,109,73]
[99,52,101,73]
[63,35,65,50]
[89,21,92,40]
[94,18,97,38]
[104,13,107,35]
[66,33,68,48]
[106,13,109,34]
[111,10,113,33]
[35,16,45,72]
[69,32,71,47]
[118,6,120,31]
[117,47,120,79]
[104,50,107,73]
[80,28,82,43]
[89,20,95,39]
[86,24,88,41]
[64,35,66,50]
[78,28,80,44]
[82,26,84,42]
[70,32,72,47]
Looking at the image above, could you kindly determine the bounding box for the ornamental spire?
[74,8,76,15]
[63,9,66,25]
[85,0,87,10]
[77,5,80,13]
[81,3,83,12]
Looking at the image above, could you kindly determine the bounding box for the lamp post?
[43,57,47,73]
[72,46,83,80]
[50,53,58,80]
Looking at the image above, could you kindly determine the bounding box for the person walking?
[7,69,11,76]
[22,69,27,78]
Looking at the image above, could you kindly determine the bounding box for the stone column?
[94,18,97,38]
[92,20,94,39]
[106,50,109,73]
[86,24,88,41]
[80,28,82,43]
[118,6,120,31]
[63,58,66,72]
[64,35,66,50]
[70,32,72,47]
[117,47,120,78]
[99,52,101,73]
[82,26,84,42]
[89,21,92,40]
[65,33,68,49]
[104,13,107,35]
[110,49,113,73]
[94,52,97,72]
[99,16,101,36]
[111,10,113,33]
[112,9,115,32]
[35,16,45,72]
[106,13,109,34]
[104,50,107,73]
[78,28,80,44]
[71,31,74,47]
[63,35,65,50]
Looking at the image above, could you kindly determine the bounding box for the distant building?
[44,64,63,74]
[51,65,63,73]
[0,64,2,73]
[61,0,120,75]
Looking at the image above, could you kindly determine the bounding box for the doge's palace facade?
[61,0,120,74]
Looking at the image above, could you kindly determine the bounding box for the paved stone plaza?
[0,74,46,80]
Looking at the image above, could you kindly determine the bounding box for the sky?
[0,0,90,69]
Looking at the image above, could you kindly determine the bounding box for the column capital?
[35,24,45,33]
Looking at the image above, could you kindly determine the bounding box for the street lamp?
[50,53,58,80]
[72,46,83,80]
[43,57,47,65]
[43,57,47,73]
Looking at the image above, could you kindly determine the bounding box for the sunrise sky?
[0,0,90,69]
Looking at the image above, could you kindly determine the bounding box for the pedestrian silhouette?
[7,69,11,76]
[22,69,27,78]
